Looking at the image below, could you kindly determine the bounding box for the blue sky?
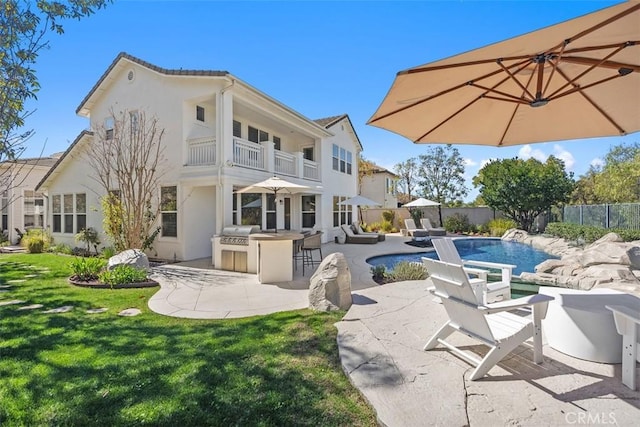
[21,0,638,201]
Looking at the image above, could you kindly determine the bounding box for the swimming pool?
[366,238,557,276]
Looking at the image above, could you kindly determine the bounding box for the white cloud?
[480,159,493,168]
[463,158,477,167]
[590,157,604,169]
[553,144,575,171]
[518,144,546,162]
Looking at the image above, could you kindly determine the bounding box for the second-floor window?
[332,144,353,175]
[196,105,205,122]
[386,177,397,196]
[248,126,269,144]
[233,120,242,138]
[104,117,114,140]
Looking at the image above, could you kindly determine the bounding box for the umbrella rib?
[551,67,626,134]
[551,2,640,50]
[496,60,536,101]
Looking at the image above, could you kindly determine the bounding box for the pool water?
[366,238,558,276]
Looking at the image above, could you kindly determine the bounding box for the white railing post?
[295,152,305,179]
[262,141,275,174]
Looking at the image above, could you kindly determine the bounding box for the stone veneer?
[502,229,640,297]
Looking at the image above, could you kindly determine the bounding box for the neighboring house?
[36,52,362,261]
[360,164,399,208]
[1,156,60,244]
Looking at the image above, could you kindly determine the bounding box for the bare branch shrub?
[88,108,166,251]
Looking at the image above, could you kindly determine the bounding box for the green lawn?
[0,253,376,426]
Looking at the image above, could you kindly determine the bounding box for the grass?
[0,253,376,426]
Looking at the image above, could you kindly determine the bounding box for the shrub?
[380,220,394,233]
[101,246,116,259]
[444,213,470,233]
[381,210,395,223]
[69,257,107,281]
[99,265,148,286]
[488,218,517,237]
[367,222,382,232]
[75,227,101,255]
[544,222,640,243]
[387,261,429,282]
[370,264,386,282]
[21,229,53,253]
[51,243,73,255]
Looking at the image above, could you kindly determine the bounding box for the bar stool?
[301,231,323,275]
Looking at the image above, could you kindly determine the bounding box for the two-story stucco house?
[1,156,60,244]
[36,53,362,262]
[360,164,399,208]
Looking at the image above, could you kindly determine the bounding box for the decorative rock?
[0,299,26,306]
[535,259,565,274]
[578,242,638,267]
[118,308,142,316]
[43,305,73,313]
[87,308,108,314]
[108,249,149,271]
[309,252,352,311]
[17,304,44,310]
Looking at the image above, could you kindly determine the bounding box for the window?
[196,105,205,122]
[233,120,242,138]
[52,193,85,233]
[23,190,44,228]
[129,110,139,135]
[273,136,281,151]
[1,191,8,231]
[160,186,178,237]
[52,195,61,233]
[76,193,86,232]
[265,194,276,230]
[332,144,352,175]
[248,126,269,144]
[241,193,261,227]
[104,117,114,140]
[303,147,314,161]
[333,196,352,227]
[301,195,316,228]
[63,194,74,233]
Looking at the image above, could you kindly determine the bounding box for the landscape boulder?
[309,252,352,311]
[107,249,149,271]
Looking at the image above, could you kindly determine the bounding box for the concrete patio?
[147,233,640,425]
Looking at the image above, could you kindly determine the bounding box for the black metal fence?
[563,204,640,230]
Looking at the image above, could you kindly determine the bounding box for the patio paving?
[145,233,640,425]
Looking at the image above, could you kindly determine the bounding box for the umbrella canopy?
[238,176,310,232]
[338,195,382,207]
[403,197,441,207]
[368,1,640,146]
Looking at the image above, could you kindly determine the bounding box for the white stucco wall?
[319,118,360,242]
[361,172,398,209]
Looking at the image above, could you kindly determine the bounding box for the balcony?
[185,137,320,181]
[233,138,320,181]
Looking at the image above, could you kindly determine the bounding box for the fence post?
[579,205,583,225]
[606,204,610,229]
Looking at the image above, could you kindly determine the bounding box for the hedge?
[545,222,640,243]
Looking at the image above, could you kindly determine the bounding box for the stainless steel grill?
[219,225,261,246]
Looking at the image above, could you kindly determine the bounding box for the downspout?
[217,78,235,234]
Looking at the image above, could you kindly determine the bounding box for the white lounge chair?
[422,258,554,381]
[421,218,446,236]
[606,304,640,390]
[404,219,421,237]
[432,238,514,304]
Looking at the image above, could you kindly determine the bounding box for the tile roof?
[313,114,348,128]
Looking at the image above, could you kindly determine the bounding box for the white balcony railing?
[274,150,296,176]
[233,138,264,170]
[187,138,216,166]
[303,159,319,180]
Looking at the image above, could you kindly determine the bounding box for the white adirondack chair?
[422,258,554,381]
[606,305,640,390]
[432,238,514,304]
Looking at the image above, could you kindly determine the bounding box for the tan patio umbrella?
[238,176,310,233]
[368,0,640,146]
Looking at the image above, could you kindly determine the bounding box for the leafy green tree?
[417,145,468,226]
[1,0,111,161]
[393,158,418,199]
[593,143,640,203]
[571,165,603,205]
[473,156,574,232]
